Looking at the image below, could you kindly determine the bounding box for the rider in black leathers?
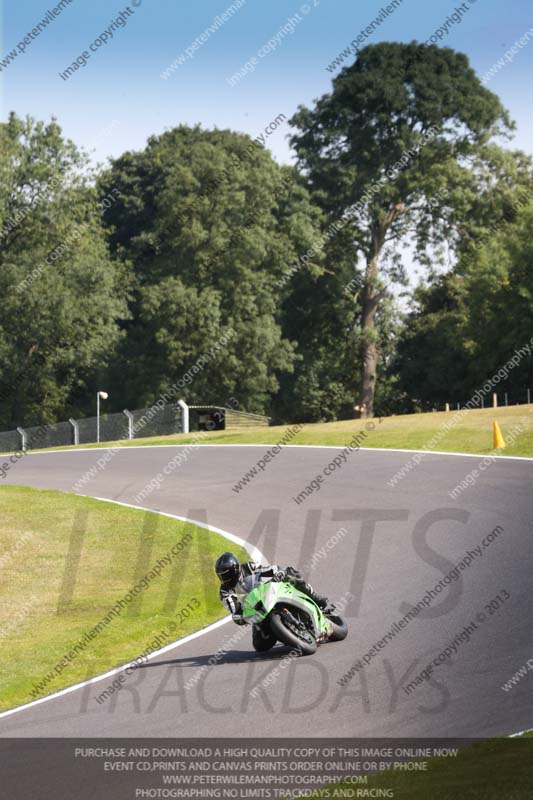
[215,552,331,652]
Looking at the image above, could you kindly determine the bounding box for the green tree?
[393,275,473,410]
[395,192,533,408]
[0,114,129,427]
[100,126,322,413]
[274,265,361,423]
[289,42,513,416]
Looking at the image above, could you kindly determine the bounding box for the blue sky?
[1,0,532,169]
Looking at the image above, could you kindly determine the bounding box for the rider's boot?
[285,569,334,613]
[301,582,332,612]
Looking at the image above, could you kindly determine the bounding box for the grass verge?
[0,485,248,713]
[23,404,533,458]
[309,734,533,798]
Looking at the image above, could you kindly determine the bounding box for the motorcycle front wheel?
[269,609,317,656]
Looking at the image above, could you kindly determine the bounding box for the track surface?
[1,445,532,738]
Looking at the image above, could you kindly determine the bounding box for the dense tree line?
[1,43,532,428]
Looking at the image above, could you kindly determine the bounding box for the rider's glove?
[273,569,286,582]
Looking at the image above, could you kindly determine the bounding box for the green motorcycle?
[241,576,348,656]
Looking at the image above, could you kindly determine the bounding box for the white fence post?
[17,426,27,451]
[493,393,498,408]
[178,399,189,434]
[123,409,134,440]
[69,418,79,446]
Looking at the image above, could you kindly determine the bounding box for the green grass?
[0,486,249,713]
[310,734,533,799]
[25,404,533,458]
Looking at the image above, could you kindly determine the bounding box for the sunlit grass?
[32,404,533,458]
[0,486,248,712]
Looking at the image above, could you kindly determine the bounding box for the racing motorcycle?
[241,576,348,655]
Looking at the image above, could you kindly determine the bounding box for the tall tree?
[0,114,129,426]
[99,126,322,413]
[289,42,513,416]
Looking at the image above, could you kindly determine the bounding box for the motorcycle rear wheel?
[326,613,348,642]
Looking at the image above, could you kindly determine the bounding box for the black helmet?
[215,552,240,587]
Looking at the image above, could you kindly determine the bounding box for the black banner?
[2,737,533,799]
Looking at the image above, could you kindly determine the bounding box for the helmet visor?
[217,566,239,585]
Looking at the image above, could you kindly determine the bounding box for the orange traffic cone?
[493,420,506,449]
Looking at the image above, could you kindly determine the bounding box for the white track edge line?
[0,498,267,721]
[509,728,533,737]
[3,444,533,462]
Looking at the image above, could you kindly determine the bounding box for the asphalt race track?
[1,444,532,738]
